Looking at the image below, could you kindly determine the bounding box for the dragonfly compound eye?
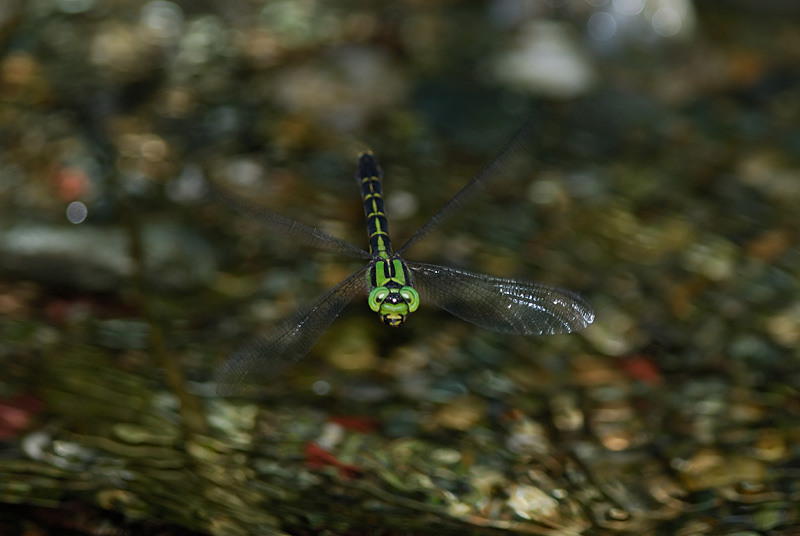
[368,287,390,312]
[399,287,420,312]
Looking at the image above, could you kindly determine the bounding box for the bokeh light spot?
[652,8,682,37]
[141,1,184,45]
[312,380,331,395]
[66,201,88,224]
[588,12,617,41]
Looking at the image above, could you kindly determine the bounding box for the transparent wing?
[215,266,369,395]
[397,114,540,255]
[407,262,594,335]
[212,184,372,260]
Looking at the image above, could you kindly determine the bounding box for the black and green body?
[358,151,419,327]
[214,116,595,395]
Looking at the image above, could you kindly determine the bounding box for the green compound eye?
[399,287,420,312]
[368,287,390,312]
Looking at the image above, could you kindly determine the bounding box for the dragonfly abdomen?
[357,151,392,258]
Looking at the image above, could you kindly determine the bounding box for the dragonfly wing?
[215,266,369,395]
[407,261,594,336]
[397,114,540,255]
[212,184,372,260]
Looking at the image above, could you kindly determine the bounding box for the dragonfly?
[215,116,594,395]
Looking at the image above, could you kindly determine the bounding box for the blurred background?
[0,0,799,534]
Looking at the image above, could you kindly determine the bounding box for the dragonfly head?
[368,285,420,327]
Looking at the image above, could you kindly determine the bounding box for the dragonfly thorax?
[367,257,420,327]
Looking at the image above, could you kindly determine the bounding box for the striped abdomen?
[357,151,392,258]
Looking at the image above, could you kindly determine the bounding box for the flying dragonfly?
[215,116,595,395]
